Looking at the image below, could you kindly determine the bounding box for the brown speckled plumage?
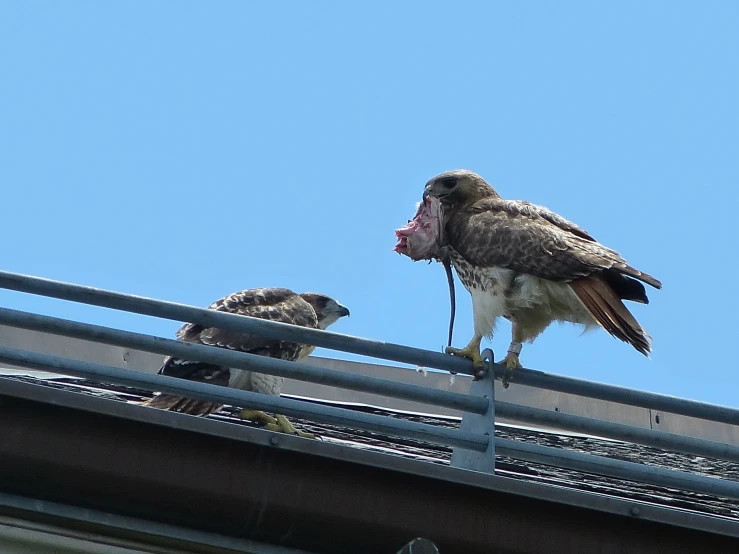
[145,287,349,416]
[423,169,662,364]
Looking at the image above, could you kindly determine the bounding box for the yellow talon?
[239,409,278,425]
[446,345,483,368]
[499,352,523,388]
[445,336,485,378]
[239,409,316,439]
[273,414,316,440]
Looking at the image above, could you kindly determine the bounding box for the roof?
[7,370,738,520]
[0,266,736,553]
[0,364,739,554]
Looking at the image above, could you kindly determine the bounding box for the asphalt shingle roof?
[4,370,738,523]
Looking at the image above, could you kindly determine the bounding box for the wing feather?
[569,277,652,355]
[448,198,662,289]
[176,287,318,357]
[146,287,318,415]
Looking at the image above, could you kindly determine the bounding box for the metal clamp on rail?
[451,348,496,473]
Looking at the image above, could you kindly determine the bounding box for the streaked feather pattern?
[424,169,661,359]
[145,287,328,415]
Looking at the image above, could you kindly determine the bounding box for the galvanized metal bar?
[496,438,739,500]
[3,270,739,428]
[0,270,474,375]
[3,343,735,500]
[0,272,739,452]
[0,307,488,415]
[451,349,496,472]
[497,401,739,463]
[495,365,739,426]
[0,346,489,452]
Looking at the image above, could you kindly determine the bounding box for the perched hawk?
[144,287,350,437]
[397,169,661,384]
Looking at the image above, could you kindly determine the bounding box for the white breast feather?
[469,277,509,338]
[509,275,596,327]
[459,258,597,339]
[228,369,284,396]
[228,368,251,390]
[249,372,285,396]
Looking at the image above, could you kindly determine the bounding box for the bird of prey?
[396,169,661,384]
[143,287,350,437]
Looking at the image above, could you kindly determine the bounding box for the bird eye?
[440,177,457,189]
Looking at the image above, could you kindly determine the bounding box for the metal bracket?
[450,348,495,473]
[396,537,440,554]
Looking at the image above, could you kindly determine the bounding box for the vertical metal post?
[450,348,495,473]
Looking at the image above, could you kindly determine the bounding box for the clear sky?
[1,2,737,407]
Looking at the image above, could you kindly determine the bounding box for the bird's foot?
[272,414,316,440]
[240,409,316,439]
[445,341,485,379]
[498,352,523,388]
[239,409,278,426]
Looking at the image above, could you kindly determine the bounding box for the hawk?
[144,287,350,437]
[396,170,661,385]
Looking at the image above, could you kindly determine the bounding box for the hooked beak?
[337,304,350,318]
[422,184,431,202]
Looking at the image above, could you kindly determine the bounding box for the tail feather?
[143,393,221,417]
[619,264,662,290]
[141,358,228,416]
[603,270,649,304]
[569,277,652,356]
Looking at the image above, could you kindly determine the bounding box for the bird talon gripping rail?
[0,269,738,503]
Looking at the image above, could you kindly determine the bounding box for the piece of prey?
[394,195,470,378]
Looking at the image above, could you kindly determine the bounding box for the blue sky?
[1,1,737,407]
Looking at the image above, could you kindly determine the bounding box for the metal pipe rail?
[0,346,487,452]
[2,302,735,464]
[0,271,474,375]
[1,345,738,501]
[497,401,739,464]
[495,366,739,427]
[495,438,739,500]
[0,307,487,416]
[0,269,738,502]
[2,270,738,426]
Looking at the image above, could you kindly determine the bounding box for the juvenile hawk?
[144,287,349,437]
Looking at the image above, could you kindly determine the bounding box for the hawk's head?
[423,170,498,210]
[299,293,350,329]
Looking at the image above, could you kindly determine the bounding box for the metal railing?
[0,270,738,501]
